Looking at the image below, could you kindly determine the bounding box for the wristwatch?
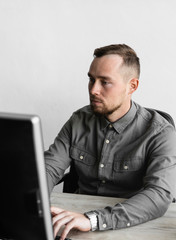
[84,211,98,231]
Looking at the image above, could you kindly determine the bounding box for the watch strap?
[84,211,98,231]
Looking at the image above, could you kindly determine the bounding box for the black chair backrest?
[145,108,175,128]
[62,162,78,193]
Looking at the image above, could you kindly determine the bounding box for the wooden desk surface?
[51,192,176,240]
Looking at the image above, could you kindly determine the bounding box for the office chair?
[57,108,175,200]
[58,162,78,193]
[145,108,175,128]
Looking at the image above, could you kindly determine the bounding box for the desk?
[51,192,176,240]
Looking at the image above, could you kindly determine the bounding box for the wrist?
[84,211,98,231]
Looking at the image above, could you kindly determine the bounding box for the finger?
[53,215,73,238]
[53,211,69,225]
[51,206,64,215]
[60,220,75,240]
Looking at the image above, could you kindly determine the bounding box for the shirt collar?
[100,101,137,133]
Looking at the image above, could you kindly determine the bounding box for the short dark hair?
[94,44,140,78]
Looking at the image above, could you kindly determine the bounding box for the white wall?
[0,0,176,150]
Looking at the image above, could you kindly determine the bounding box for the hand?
[51,206,91,240]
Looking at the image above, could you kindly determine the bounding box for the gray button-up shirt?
[45,101,176,230]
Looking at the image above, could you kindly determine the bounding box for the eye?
[88,77,95,84]
[102,81,109,85]
[101,80,112,87]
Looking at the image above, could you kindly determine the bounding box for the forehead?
[89,54,123,76]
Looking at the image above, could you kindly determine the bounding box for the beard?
[90,99,121,118]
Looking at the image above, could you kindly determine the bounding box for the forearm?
[89,187,172,231]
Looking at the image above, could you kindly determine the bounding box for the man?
[45,44,176,240]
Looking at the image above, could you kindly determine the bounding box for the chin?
[91,106,109,117]
[91,105,102,114]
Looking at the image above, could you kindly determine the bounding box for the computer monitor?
[0,112,54,240]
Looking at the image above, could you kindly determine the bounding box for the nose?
[89,80,101,96]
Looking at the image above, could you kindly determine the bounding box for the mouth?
[90,99,103,108]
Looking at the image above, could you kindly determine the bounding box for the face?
[88,54,138,121]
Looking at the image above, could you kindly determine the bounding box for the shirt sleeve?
[44,117,73,194]
[86,124,176,230]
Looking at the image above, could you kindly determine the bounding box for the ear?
[128,78,139,95]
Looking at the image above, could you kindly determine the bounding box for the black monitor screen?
[0,113,53,240]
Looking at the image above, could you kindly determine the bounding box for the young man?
[45,44,176,240]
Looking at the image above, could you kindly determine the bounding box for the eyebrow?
[87,72,111,81]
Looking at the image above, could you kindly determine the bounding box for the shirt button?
[127,223,130,227]
[80,155,84,160]
[105,139,110,144]
[100,163,104,168]
[102,223,107,228]
[124,165,128,170]
[109,124,113,128]
[102,180,106,184]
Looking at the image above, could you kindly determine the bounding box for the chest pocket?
[113,157,144,189]
[70,146,96,166]
[113,157,143,172]
[70,146,97,180]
